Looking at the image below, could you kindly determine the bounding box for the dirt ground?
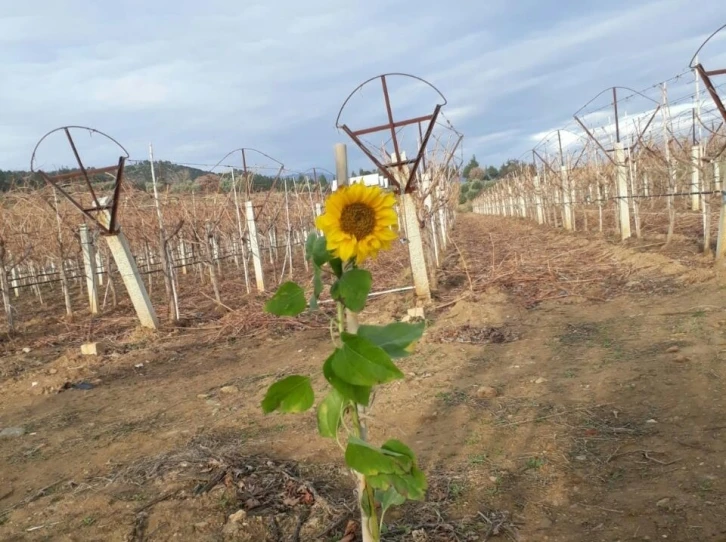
[2,214,726,541]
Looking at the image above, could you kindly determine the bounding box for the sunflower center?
[339,202,376,239]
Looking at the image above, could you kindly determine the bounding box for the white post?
[716,190,726,260]
[715,161,722,192]
[561,166,572,230]
[79,224,99,314]
[179,238,188,275]
[245,200,265,292]
[95,251,104,286]
[315,203,323,234]
[10,266,19,298]
[437,183,448,248]
[615,142,631,240]
[533,175,544,225]
[97,197,159,329]
[388,150,431,300]
[692,145,701,211]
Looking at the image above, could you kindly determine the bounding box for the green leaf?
[368,465,428,501]
[264,282,306,316]
[331,269,372,312]
[323,353,371,406]
[329,258,344,278]
[368,440,427,500]
[331,333,404,387]
[305,232,317,262]
[312,235,331,267]
[344,436,412,476]
[261,375,314,414]
[375,487,406,515]
[357,322,425,358]
[317,388,346,438]
[309,265,324,310]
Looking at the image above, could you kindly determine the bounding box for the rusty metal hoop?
[209,148,285,221]
[335,73,448,194]
[690,23,726,126]
[30,126,130,234]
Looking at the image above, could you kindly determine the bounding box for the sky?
[2,0,726,176]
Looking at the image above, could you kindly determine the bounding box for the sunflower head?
[315,183,398,264]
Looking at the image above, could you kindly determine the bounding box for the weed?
[81,516,96,527]
[525,457,545,470]
[448,480,466,500]
[564,369,577,378]
[469,453,488,465]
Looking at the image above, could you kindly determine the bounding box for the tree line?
[458,155,534,204]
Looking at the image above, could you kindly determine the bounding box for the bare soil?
[2,214,726,541]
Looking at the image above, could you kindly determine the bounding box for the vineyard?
[1,34,726,542]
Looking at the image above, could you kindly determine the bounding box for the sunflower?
[315,183,398,263]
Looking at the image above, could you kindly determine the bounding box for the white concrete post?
[716,190,726,260]
[179,238,188,275]
[437,183,448,248]
[95,251,104,286]
[715,161,722,192]
[315,203,323,234]
[561,166,573,231]
[388,151,431,301]
[615,142,631,240]
[245,200,265,292]
[533,175,544,225]
[79,224,99,314]
[401,193,431,301]
[10,266,19,298]
[97,198,158,329]
[692,145,701,211]
[104,233,159,328]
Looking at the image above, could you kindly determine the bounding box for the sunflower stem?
[336,302,376,540]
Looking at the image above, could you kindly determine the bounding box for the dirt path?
[1,214,725,541]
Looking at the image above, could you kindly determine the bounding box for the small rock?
[646,419,658,424]
[489,476,498,482]
[656,497,670,508]
[48,368,58,375]
[193,521,208,530]
[666,346,680,353]
[197,393,211,399]
[81,342,107,356]
[673,354,690,363]
[475,386,498,399]
[134,363,144,369]
[227,509,247,524]
[535,377,547,384]
[220,385,239,395]
[0,427,26,439]
[22,347,31,354]
[575,455,587,461]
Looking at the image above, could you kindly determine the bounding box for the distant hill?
[0,160,328,193]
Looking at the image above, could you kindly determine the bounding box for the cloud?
[1,0,725,175]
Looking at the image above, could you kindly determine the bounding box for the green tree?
[486,166,499,180]
[461,155,479,179]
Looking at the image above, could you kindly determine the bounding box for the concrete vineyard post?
[245,200,265,292]
[615,142,631,240]
[79,223,99,314]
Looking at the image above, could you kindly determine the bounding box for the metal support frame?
[30,126,129,234]
[335,73,447,194]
